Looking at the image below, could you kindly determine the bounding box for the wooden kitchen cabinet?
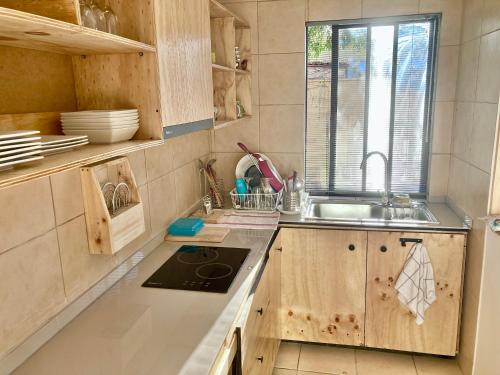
[280,228,367,346]
[241,233,281,375]
[365,231,466,355]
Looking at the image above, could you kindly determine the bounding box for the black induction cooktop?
[142,245,251,293]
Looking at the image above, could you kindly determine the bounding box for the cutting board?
[165,227,230,243]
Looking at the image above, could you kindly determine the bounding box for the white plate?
[61,116,139,125]
[0,144,41,157]
[61,110,138,119]
[62,125,138,132]
[0,136,41,146]
[41,139,89,149]
[63,127,139,144]
[0,155,44,171]
[62,121,139,129]
[0,149,42,162]
[235,154,273,180]
[41,142,88,155]
[0,141,41,151]
[0,130,40,140]
[40,135,88,145]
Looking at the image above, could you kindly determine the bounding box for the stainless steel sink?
[304,198,439,224]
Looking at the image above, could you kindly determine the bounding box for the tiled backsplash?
[0,130,210,358]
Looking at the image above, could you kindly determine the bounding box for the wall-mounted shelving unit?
[209,0,252,130]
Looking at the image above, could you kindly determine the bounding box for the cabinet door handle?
[257,307,263,315]
[380,245,388,253]
[348,244,356,251]
[257,356,264,363]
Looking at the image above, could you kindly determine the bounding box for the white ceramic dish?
[235,153,273,180]
[61,110,138,119]
[40,135,88,145]
[0,144,41,157]
[0,155,44,171]
[0,136,41,146]
[61,117,139,125]
[63,127,139,143]
[0,141,41,151]
[0,130,40,140]
[41,141,89,155]
[62,121,139,130]
[40,139,89,149]
[0,149,42,162]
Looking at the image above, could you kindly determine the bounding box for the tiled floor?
[273,342,463,375]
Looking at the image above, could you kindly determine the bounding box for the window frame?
[305,13,441,198]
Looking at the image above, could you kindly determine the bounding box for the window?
[305,15,439,197]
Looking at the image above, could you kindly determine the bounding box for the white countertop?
[14,229,274,375]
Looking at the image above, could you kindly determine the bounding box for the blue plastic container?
[167,218,204,236]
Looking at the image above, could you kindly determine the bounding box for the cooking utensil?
[237,143,283,192]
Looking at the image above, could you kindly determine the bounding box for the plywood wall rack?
[209,0,253,130]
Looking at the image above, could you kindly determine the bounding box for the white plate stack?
[61,110,139,144]
[40,135,89,155]
[0,130,43,170]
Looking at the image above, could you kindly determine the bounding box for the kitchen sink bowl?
[304,198,439,225]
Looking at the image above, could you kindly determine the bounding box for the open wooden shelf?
[212,64,250,75]
[209,0,249,29]
[214,115,251,130]
[0,140,162,189]
[0,6,156,55]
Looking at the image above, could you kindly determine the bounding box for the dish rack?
[230,188,283,212]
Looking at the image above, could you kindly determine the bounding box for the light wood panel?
[0,0,81,24]
[214,115,251,130]
[281,228,367,346]
[211,17,235,69]
[0,6,155,55]
[213,70,236,121]
[236,73,252,117]
[72,52,162,140]
[209,0,249,29]
[153,0,214,127]
[488,98,500,214]
[365,231,465,355]
[0,112,61,134]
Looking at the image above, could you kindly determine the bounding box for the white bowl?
[61,110,138,119]
[61,117,139,125]
[63,127,139,144]
[62,123,139,131]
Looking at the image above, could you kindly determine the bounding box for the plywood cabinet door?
[365,231,465,355]
[154,0,214,127]
[281,228,367,346]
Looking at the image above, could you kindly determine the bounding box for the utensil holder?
[283,191,300,212]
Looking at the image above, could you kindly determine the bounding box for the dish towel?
[395,243,436,325]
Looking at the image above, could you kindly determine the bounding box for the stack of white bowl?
[61,110,139,144]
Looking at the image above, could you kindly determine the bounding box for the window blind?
[305,15,438,196]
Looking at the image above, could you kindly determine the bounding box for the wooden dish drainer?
[80,156,145,255]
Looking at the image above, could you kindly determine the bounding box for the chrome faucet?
[360,151,390,206]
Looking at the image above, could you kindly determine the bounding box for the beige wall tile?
[298,344,355,374]
[470,102,497,172]
[57,215,116,301]
[356,350,417,375]
[452,101,473,160]
[274,369,297,375]
[266,152,304,178]
[456,38,480,102]
[258,0,306,54]
[465,164,490,219]
[145,142,174,182]
[260,105,304,153]
[413,355,463,375]
[447,156,468,209]
[251,54,259,106]
[461,0,483,42]
[214,110,259,152]
[308,0,362,21]
[362,0,418,18]
[429,154,450,198]
[0,177,55,254]
[174,161,200,215]
[213,152,245,192]
[419,0,463,46]
[260,53,305,105]
[0,230,66,355]
[436,46,459,102]
[50,168,84,226]
[431,101,454,154]
[482,0,500,34]
[225,2,258,53]
[463,222,486,301]
[476,30,500,103]
[171,130,210,169]
[126,150,147,187]
[275,342,301,369]
[148,172,177,236]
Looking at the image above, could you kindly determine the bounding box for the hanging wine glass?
[79,0,97,29]
[89,0,106,31]
[103,0,118,34]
